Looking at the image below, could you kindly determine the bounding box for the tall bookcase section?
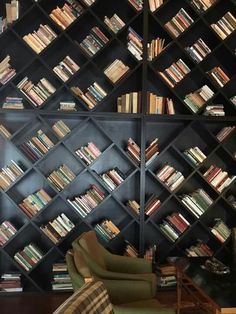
[0,0,235,292]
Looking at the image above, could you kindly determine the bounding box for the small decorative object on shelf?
[127,27,143,61]
[149,0,164,12]
[52,120,71,139]
[185,38,211,63]
[58,101,77,111]
[211,12,236,40]
[53,56,80,82]
[2,97,24,110]
[184,146,207,166]
[94,219,120,242]
[148,37,166,61]
[0,55,16,85]
[203,165,235,193]
[207,67,230,88]
[203,104,225,116]
[186,240,214,257]
[147,92,175,114]
[164,8,194,38]
[0,1,19,34]
[126,199,140,215]
[0,124,11,139]
[216,126,235,142]
[124,241,138,257]
[144,244,156,263]
[52,262,73,291]
[156,164,185,191]
[0,160,25,190]
[0,221,17,246]
[184,85,215,113]
[47,164,76,191]
[201,257,230,275]
[190,0,216,12]
[104,14,125,34]
[104,59,130,84]
[117,91,141,113]
[14,243,44,272]
[128,0,143,11]
[145,194,161,216]
[75,142,101,165]
[0,273,22,292]
[210,219,231,243]
[100,168,126,191]
[23,25,57,54]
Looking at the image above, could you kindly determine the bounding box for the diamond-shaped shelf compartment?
[65,118,112,167]
[145,172,170,205]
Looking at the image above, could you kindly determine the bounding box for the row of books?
[52,262,73,291]
[104,59,130,84]
[14,243,44,272]
[147,38,166,61]
[41,213,75,244]
[100,168,126,191]
[58,101,77,111]
[17,77,56,108]
[165,8,194,38]
[47,164,76,191]
[78,26,109,57]
[159,212,190,243]
[2,97,24,110]
[0,55,16,85]
[52,120,71,139]
[148,93,175,115]
[216,126,235,142]
[71,82,107,109]
[156,165,185,191]
[180,188,213,218]
[184,146,207,166]
[186,240,213,257]
[18,189,52,218]
[94,219,120,242]
[203,165,235,193]
[0,1,19,35]
[184,85,215,113]
[128,0,143,12]
[75,142,101,165]
[0,160,24,190]
[0,273,22,292]
[190,0,216,13]
[104,14,125,34]
[211,12,236,40]
[156,264,176,288]
[208,66,230,88]
[23,24,57,54]
[67,185,105,218]
[185,38,211,64]
[53,56,80,82]
[117,91,141,113]
[19,129,55,162]
[127,27,143,61]
[49,0,84,30]
[0,124,11,138]
[0,220,17,246]
[159,59,191,88]
[145,194,161,216]
[149,0,164,12]
[124,241,138,257]
[126,199,140,216]
[203,104,225,117]
[210,219,231,243]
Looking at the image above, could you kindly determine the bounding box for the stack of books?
[128,0,143,11]
[216,126,235,142]
[156,164,185,191]
[184,85,215,113]
[52,120,71,139]
[145,194,161,216]
[0,124,11,139]
[58,101,76,111]
[71,82,107,109]
[0,221,17,246]
[148,38,166,61]
[207,67,230,87]
[203,165,235,193]
[0,273,22,292]
[126,200,140,215]
[144,245,156,262]
[211,12,236,40]
[0,55,16,85]
[49,1,84,30]
[53,56,80,82]
[100,168,126,191]
[165,9,194,38]
[227,195,236,209]
[67,185,105,218]
[159,212,190,243]
[52,262,73,291]
[19,129,55,162]
[17,77,56,108]
[79,27,109,57]
[18,189,52,218]
[23,24,57,54]
[0,160,24,190]
[157,264,176,288]
[40,214,75,244]
[190,0,216,12]
[180,188,213,218]
[14,243,44,272]
[186,240,214,257]
[145,139,160,166]
[104,14,125,34]
[147,93,175,114]
[47,164,76,191]
[124,241,138,257]
[230,95,236,106]
[81,0,96,6]
[184,147,207,166]
[75,142,101,165]
[117,91,141,113]
[94,219,120,242]
[210,219,231,243]
[2,97,24,110]
[127,27,143,61]
[185,38,211,63]
[159,59,191,88]
[149,0,164,12]
[104,59,130,84]
[203,104,225,116]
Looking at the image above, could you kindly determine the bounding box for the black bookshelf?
[0,0,236,293]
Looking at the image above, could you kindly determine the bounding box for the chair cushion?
[53,281,114,314]
[73,249,93,279]
[78,231,106,269]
